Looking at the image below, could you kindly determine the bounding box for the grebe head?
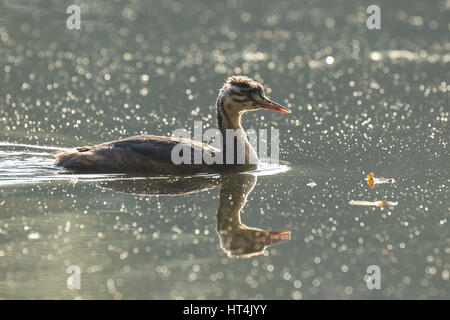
[217,76,291,116]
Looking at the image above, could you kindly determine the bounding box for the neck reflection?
[217,173,290,258]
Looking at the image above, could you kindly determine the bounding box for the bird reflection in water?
[97,173,291,258]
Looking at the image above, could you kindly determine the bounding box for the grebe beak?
[266,230,291,245]
[258,97,291,113]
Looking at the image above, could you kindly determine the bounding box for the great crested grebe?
[52,76,291,174]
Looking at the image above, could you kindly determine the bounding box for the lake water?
[0,0,448,299]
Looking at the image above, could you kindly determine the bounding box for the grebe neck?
[216,99,258,165]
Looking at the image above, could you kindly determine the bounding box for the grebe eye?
[259,88,265,97]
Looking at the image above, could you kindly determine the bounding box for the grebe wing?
[53,135,221,173]
[98,135,219,157]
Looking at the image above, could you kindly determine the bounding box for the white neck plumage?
[216,99,258,165]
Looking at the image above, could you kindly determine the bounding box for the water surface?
[0,0,449,299]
